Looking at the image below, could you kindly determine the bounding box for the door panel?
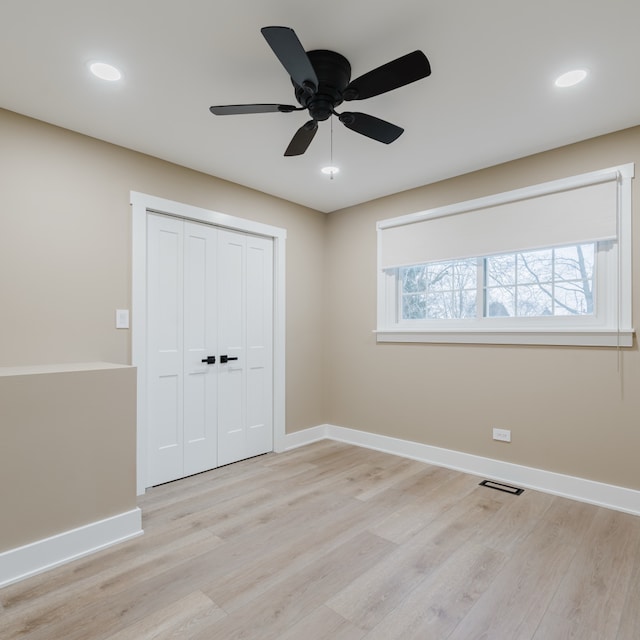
[147,214,184,486]
[183,222,218,476]
[217,230,247,466]
[245,237,273,457]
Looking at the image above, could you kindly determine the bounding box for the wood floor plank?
[1,524,220,613]
[616,531,640,640]
[203,492,389,612]
[141,474,273,528]
[361,542,508,640]
[475,487,554,555]
[192,531,395,640]
[2,442,638,640]
[2,529,223,639]
[327,487,506,630]
[531,508,640,640]
[139,456,272,512]
[369,471,481,544]
[446,497,592,640]
[336,455,431,501]
[102,590,224,640]
[277,605,366,640]
[259,440,352,467]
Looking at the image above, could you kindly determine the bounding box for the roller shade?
[380,178,618,270]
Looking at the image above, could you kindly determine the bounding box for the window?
[400,243,597,321]
[377,165,634,346]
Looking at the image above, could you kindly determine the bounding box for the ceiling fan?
[209,26,431,156]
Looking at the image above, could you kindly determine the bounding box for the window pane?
[402,293,426,319]
[426,262,452,291]
[554,244,595,282]
[401,265,427,293]
[554,244,595,315]
[486,286,515,316]
[486,254,516,286]
[454,259,478,289]
[516,284,553,316]
[456,290,477,318]
[517,249,552,284]
[426,293,451,319]
[554,282,592,315]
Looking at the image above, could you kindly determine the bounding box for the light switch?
[116,309,130,329]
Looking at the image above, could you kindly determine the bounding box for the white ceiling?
[2,1,639,213]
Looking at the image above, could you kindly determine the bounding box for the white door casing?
[132,193,286,494]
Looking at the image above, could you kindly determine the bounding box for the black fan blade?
[338,112,403,144]
[343,51,431,101]
[261,26,318,93]
[284,120,318,156]
[210,104,298,115]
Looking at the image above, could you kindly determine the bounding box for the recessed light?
[321,166,340,176]
[554,69,588,88]
[89,62,122,82]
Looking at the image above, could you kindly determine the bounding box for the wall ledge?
[0,362,133,377]
[282,425,640,517]
[0,508,143,589]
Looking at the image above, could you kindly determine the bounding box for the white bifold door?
[146,213,273,486]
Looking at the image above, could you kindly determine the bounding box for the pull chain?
[330,117,334,180]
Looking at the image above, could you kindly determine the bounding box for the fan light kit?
[89,62,122,81]
[210,26,431,157]
[555,69,588,88]
[321,166,340,175]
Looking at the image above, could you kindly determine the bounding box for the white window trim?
[376,164,635,347]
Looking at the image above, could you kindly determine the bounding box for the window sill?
[375,327,635,347]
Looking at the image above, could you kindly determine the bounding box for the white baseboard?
[0,508,143,589]
[279,425,326,451]
[282,425,640,517]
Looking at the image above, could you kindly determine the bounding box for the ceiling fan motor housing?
[293,50,352,121]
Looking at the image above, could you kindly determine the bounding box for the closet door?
[146,215,273,486]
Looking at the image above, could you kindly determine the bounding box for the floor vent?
[479,480,524,495]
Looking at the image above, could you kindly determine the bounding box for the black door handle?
[220,355,238,363]
[201,356,216,364]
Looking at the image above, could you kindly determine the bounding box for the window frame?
[376,164,635,347]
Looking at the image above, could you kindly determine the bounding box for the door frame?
[131,192,287,495]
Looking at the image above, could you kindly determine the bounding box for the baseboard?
[280,425,327,451]
[0,508,143,589]
[283,424,640,517]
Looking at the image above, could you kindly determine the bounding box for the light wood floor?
[2,441,639,639]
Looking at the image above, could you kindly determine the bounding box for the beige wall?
[0,108,326,432]
[0,364,137,552]
[325,126,640,491]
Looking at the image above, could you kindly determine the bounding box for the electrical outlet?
[493,428,511,443]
